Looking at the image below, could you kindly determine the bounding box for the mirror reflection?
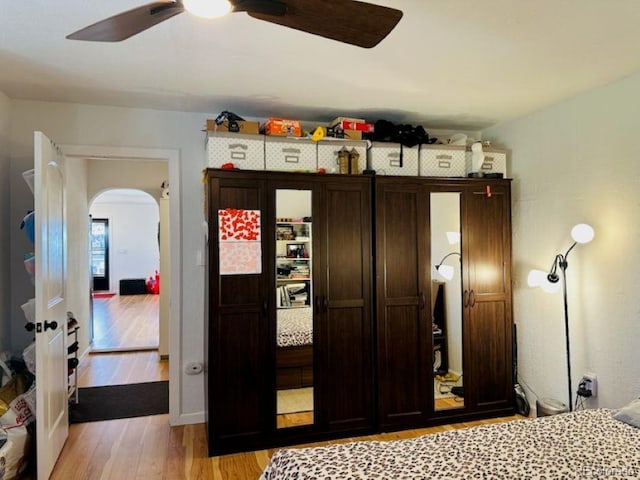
[431,192,464,411]
[276,189,314,428]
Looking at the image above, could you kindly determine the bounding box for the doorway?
[91,218,110,291]
[62,143,183,426]
[89,188,160,352]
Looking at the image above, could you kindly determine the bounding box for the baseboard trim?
[171,411,205,426]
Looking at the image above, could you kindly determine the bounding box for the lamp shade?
[184,0,231,18]
[436,264,455,281]
[528,269,561,293]
[527,269,547,288]
[571,224,594,244]
[446,231,461,245]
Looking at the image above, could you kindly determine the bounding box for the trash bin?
[536,397,568,417]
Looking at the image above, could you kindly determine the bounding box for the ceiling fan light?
[184,0,232,19]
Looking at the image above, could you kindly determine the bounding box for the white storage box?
[317,139,367,174]
[465,147,508,177]
[207,132,265,170]
[419,145,466,177]
[369,142,419,176]
[265,137,317,172]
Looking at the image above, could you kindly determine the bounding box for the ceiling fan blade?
[66,1,184,42]
[246,0,402,48]
[232,0,287,16]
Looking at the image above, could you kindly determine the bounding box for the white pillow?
[612,399,640,428]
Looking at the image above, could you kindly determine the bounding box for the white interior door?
[34,131,69,480]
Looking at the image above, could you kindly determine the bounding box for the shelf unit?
[67,323,80,403]
[276,221,312,308]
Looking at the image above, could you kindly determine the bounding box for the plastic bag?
[0,393,34,480]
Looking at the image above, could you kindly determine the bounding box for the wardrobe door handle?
[315,296,321,312]
[322,296,329,313]
[419,291,426,310]
[463,290,469,308]
[470,290,476,307]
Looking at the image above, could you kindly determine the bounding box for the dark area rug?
[69,381,169,424]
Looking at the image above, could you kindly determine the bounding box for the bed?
[277,307,313,390]
[260,408,640,479]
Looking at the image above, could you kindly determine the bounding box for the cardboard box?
[343,129,363,140]
[329,116,365,126]
[331,120,374,133]
[206,119,260,135]
[326,127,362,140]
[261,117,302,137]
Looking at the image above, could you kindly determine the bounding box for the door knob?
[44,320,58,331]
[25,322,35,332]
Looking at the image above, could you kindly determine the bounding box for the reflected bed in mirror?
[276,189,314,428]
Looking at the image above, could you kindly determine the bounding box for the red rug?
[92,292,116,298]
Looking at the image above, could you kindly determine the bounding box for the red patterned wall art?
[218,208,262,275]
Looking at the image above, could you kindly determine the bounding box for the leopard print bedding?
[277,307,313,347]
[261,409,640,479]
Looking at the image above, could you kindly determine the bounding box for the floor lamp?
[435,251,461,281]
[527,223,594,412]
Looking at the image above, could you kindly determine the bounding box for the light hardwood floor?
[91,294,159,351]
[77,350,169,388]
[52,350,523,480]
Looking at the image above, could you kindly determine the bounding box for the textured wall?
[484,70,640,410]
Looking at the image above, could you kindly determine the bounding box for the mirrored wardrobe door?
[275,189,314,428]
[430,192,464,411]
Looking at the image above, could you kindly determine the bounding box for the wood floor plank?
[51,409,523,479]
[136,415,171,479]
[105,417,148,480]
[92,294,159,350]
[55,346,524,479]
[163,423,186,480]
[78,351,168,387]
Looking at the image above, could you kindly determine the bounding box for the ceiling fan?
[66,0,403,48]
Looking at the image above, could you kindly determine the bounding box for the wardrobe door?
[462,182,513,412]
[206,172,271,455]
[316,177,374,433]
[375,179,431,429]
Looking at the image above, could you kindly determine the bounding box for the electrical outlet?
[580,373,597,398]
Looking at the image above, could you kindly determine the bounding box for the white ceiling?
[1,0,640,130]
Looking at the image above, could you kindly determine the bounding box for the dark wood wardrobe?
[376,177,514,430]
[205,169,374,455]
[205,169,513,455]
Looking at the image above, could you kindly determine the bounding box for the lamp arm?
[563,241,578,261]
[436,251,461,267]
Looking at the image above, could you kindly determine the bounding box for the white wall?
[0,92,10,351]
[484,70,640,410]
[9,100,208,419]
[90,198,160,293]
[88,159,167,203]
[65,158,91,359]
